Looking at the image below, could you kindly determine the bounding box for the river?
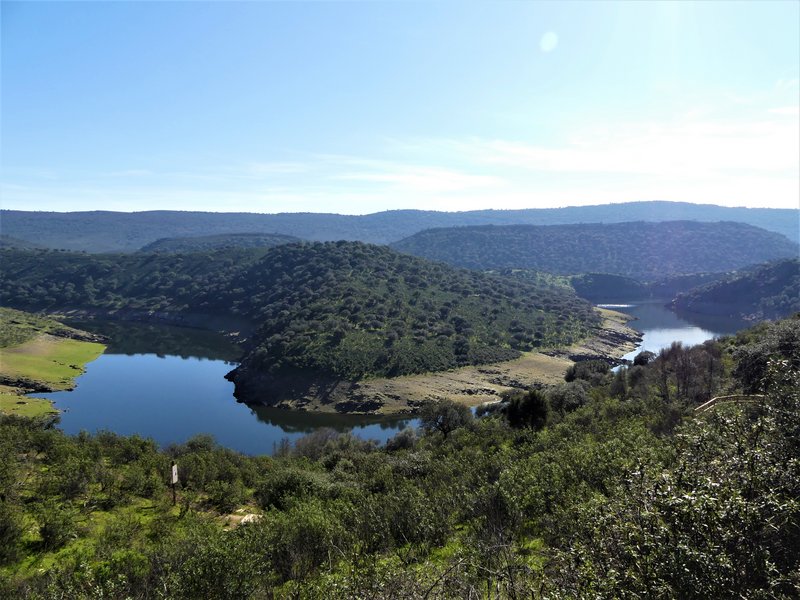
[35,305,748,454]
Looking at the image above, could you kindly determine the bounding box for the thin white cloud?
[768,106,800,116]
[333,165,504,194]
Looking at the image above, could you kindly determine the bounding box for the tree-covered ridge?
[2,316,798,598]
[0,243,600,380]
[138,232,302,253]
[2,201,798,252]
[570,271,727,302]
[391,221,799,280]
[672,258,800,320]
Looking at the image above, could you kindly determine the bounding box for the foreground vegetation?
[391,221,798,280]
[0,309,105,418]
[0,243,599,387]
[2,315,797,598]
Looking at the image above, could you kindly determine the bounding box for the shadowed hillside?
[391,221,798,280]
[672,258,800,320]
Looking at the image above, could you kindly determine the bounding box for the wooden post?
[171,461,178,506]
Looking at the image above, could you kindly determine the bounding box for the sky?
[1,1,798,214]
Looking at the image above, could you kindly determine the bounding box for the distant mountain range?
[390,221,799,281]
[2,201,798,252]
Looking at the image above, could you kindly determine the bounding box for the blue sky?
[2,1,798,214]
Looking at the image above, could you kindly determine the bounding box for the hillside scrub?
[672,258,800,320]
[0,243,600,381]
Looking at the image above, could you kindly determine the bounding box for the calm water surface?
[35,321,414,455]
[598,301,749,362]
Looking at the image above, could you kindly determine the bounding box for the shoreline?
[0,333,106,418]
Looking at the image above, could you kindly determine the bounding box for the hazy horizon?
[2,199,799,218]
[2,1,798,213]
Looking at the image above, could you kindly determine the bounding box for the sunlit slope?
[391,221,798,280]
[0,243,600,380]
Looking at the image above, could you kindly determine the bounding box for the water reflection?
[250,405,415,434]
[604,301,750,362]
[35,320,418,455]
[65,319,243,362]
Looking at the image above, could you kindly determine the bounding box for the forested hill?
[139,232,301,253]
[0,235,43,250]
[0,243,599,383]
[2,201,798,252]
[391,221,798,280]
[672,258,800,320]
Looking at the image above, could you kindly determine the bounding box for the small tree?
[505,389,549,430]
[419,399,472,439]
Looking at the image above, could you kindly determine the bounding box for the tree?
[419,399,473,439]
[505,389,549,430]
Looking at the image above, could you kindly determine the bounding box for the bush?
[206,480,245,514]
[37,501,76,551]
[255,468,325,511]
[505,389,549,430]
[0,501,24,564]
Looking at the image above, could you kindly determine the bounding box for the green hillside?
[0,243,600,387]
[672,258,800,320]
[2,201,798,252]
[139,232,301,253]
[2,316,797,598]
[391,221,798,280]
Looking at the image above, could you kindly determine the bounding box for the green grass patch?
[0,390,57,418]
[1,336,105,389]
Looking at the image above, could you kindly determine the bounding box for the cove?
[600,301,750,362]
[34,321,415,455]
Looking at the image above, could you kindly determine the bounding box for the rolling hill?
[390,221,798,280]
[0,243,601,408]
[2,201,798,252]
[672,258,800,320]
[138,232,301,253]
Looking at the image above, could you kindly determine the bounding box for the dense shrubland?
[2,316,798,598]
[138,232,301,253]
[391,221,798,280]
[672,258,800,320]
[0,243,600,379]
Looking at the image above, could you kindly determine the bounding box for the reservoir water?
[599,301,749,362]
[35,321,415,455]
[36,305,748,454]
